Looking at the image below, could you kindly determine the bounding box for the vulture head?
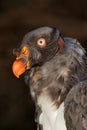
[12,26,64,78]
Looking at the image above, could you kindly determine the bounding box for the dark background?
[0,0,87,129]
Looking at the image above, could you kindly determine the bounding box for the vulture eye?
[37,38,46,48]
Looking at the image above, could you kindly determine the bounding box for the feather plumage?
[12,26,87,130]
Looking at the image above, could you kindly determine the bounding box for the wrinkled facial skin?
[12,26,62,78]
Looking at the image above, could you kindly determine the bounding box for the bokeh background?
[0,0,87,129]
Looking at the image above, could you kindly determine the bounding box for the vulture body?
[12,26,87,130]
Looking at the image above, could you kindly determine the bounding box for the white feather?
[38,93,67,130]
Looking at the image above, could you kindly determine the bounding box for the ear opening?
[55,37,64,56]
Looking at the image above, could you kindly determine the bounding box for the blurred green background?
[0,0,87,129]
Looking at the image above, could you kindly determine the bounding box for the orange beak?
[12,58,30,78]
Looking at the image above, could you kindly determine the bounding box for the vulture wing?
[65,81,87,130]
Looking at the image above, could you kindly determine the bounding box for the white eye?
[37,38,46,48]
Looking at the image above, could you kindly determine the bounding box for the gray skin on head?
[21,26,61,65]
[15,26,87,130]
